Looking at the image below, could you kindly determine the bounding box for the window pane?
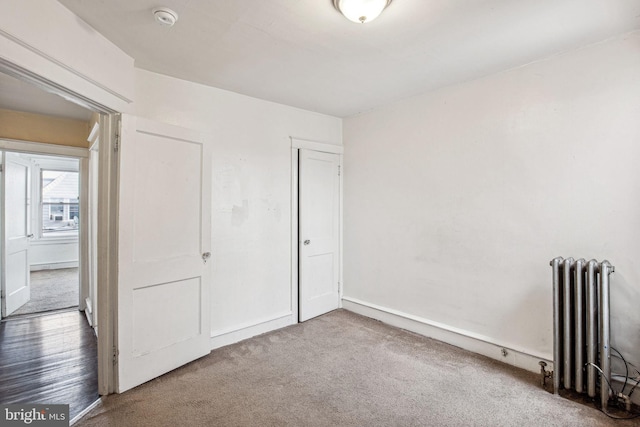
[42,170,79,235]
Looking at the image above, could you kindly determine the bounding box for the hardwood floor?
[0,310,98,420]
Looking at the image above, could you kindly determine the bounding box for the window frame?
[39,168,80,240]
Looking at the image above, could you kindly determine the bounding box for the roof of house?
[42,172,78,201]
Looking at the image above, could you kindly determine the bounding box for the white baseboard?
[84,310,93,327]
[84,297,94,328]
[210,312,294,350]
[342,297,552,374]
[30,261,79,271]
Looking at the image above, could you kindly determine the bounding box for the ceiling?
[0,72,92,121]
[58,0,640,117]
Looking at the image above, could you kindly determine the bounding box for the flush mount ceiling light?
[153,7,178,27]
[333,0,392,24]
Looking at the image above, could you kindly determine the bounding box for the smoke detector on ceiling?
[153,7,178,27]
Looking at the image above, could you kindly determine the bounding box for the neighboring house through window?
[41,170,79,236]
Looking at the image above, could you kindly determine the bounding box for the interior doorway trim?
[0,61,120,396]
[0,56,125,113]
[290,137,344,154]
[0,139,88,158]
[290,137,344,324]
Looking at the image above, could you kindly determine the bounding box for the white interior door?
[1,152,31,317]
[117,115,211,392]
[299,149,341,322]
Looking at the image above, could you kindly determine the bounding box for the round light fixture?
[153,7,178,27]
[333,0,392,24]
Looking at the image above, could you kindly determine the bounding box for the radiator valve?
[617,393,632,412]
[539,361,552,388]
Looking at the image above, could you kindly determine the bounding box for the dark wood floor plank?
[0,311,98,420]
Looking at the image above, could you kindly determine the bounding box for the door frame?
[0,143,85,318]
[290,137,344,323]
[0,61,120,396]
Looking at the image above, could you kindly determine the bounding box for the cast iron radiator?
[550,257,615,410]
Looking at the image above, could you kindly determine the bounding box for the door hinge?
[338,165,341,176]
[114,132,120,153]
[112,346,118,365]
[0,164,3,173]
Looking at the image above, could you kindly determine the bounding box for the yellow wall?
[0,109,90,148]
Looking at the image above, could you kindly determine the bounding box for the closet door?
[299,149,341,322]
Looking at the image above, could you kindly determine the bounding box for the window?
[41,170,79,236]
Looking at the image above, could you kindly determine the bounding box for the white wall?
[30,241,78,271]
[343,31,640,370]
[133,69,342,345]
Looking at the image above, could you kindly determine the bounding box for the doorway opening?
[0,65,114,419]
[0,144,99,420]
[3,153,81,318]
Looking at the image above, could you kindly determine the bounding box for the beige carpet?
[12,268,79,316]
[76,310,637,426]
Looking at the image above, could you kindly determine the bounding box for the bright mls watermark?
[0,405,69,426]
